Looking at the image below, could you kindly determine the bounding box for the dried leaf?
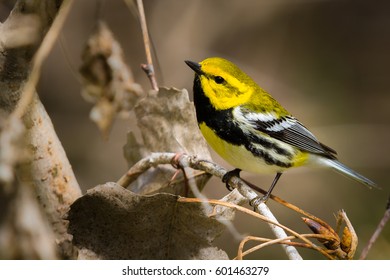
[341,226,353,253]
[67,182,229,260]
[336,210,358,259]
[302,217,340,250]
[134,87,210,156]
[123,87,212,195]
[79,21,143,138]
[89,97,116,135]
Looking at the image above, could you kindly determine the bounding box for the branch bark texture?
[0,0,81,258]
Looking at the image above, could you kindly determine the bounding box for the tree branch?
[118,152,303,260]
[0,0,81,258]
[135,0,158,90]
[359,195,390,259]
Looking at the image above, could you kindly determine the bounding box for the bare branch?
[118,152,303,260]
[0,0,81,258]
[134,0,158,90]
[359,195,390,259]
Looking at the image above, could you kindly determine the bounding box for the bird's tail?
[320,158,378,189]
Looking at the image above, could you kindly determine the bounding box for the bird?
[185,57,376,202]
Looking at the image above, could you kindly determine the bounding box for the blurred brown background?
[2,0,389,259]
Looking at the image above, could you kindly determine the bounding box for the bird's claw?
[250,194,270,210]
[222,168,241,191]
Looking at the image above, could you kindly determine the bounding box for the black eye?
[214,76,225,84]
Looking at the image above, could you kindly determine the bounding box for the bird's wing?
[234,107,337,158]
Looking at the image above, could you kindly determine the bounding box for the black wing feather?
[243,111,337,159]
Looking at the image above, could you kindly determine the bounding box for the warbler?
[185,57,376,202]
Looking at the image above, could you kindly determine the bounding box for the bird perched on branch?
[185,57,376,202]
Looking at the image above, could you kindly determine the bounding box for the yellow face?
[198,57,255,110]
[186,57,289,115]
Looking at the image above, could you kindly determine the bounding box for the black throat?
[192,75,248,147]
[192,75,293,168]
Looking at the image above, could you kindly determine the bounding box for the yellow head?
[185,57,287,116]
[185,57,259,110]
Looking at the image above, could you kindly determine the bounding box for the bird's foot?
[249,193,270,210]
[222,168,241,191]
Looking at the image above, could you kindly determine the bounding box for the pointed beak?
[185,60,203,75]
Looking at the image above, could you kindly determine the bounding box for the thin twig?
[10,0,74,119]
[179,197,332,259]
[236,234,336,260]
[359,195,390,259]
[136,0,158,91]
[118,152,350,260]
[118,152,303,259]
[176,159,243,241]
[2,0,80,259]
[242,179,337,235]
